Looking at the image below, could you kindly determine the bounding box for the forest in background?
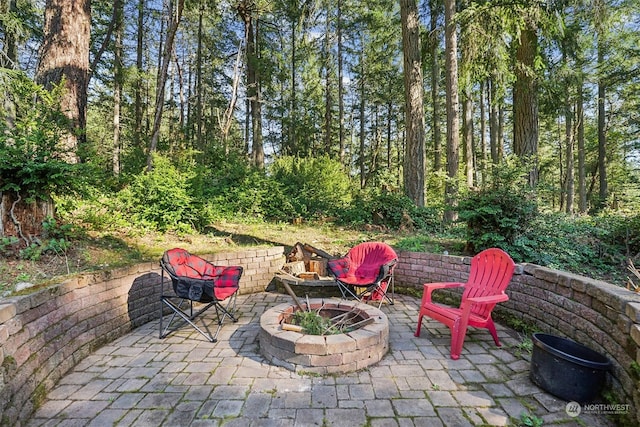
[1,0,639,292]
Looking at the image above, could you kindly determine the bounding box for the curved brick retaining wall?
[2,246,639,425]
[394,250,640,424]
[0,246,285,426]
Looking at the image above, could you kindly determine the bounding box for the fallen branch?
[626,259,640,293]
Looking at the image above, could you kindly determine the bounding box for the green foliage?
[199,152,297,222]
[116,155,199,232]
[0,70,87,202]
[43,216,77,240]
[513,212,633,278]
[270,156,353,219]
[518,412,543,427]
[340,190,441,231]
[395,235,440,252]
[290,310,336,336]
[0,237,19,256]
[17,216,75,261]
[202,149,326,227]
[458,188,634,277]
[458,159,538,254]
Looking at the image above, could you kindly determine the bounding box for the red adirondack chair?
[414,248,515,359]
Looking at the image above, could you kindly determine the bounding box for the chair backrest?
[161,248,221,280]
[348,242,398,280]
[462,248,515,319]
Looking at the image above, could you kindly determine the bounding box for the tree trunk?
[430,0,442,172]
[479,80,487,184]
[359,47,366,189]
[498,104,505,159]
[597,38,607,208]
[112,0,124,176]
[237,1,263,167]
[290,20,297,154]
[400,0,425,207]
[337,0,345,163]
[444,0,459,221]
[462,88,474,188]
[558,126,564,211]
[513,26,539,187]
[1,0,17,68]
[36,0,91,164]
[324,6,333,156]
[134,0,145,149]
[489,78,499,164]
[1,192,54,247]
[147,0,185,170]
[577,71,587,213]
[196,4,204,149]
[387,98,393,170]
[1,0,18,128]
[252,19,264,169]
[565,94,574,215]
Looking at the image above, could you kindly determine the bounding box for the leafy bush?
[340,190,441,231]
[270,155,353,218]
[458,159,538,255]
[15,216,76,261]
[0,70,87,202]
[504,212,624,279]
[197,152,297,221]
[116,155,199,232]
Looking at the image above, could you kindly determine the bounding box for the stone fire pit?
[259,299,389,374]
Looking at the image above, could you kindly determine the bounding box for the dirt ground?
[0,221,399,296]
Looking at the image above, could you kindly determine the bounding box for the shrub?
[0,70,88,202]
[505,212,624,279]
[341,190,441,231]
[270,155,353,218]
[116,155,198,232]
[198,152,297,221]
[458,158,538,255]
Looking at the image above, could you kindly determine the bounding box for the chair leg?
[485,318,501,347]
[337,281,362,302]
[450,325,462,360]
[450,318,470,360]
[415,314,423,337]
[210,293,239,342]
[160,296,218,342]
[372,279,395,308]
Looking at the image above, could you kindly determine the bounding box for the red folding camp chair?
[159,248,243,342]
[327,242,398,308]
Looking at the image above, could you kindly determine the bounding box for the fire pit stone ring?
[259,299,389,374]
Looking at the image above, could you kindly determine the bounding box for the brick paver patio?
[27,293,614,426]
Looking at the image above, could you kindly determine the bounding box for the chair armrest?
[327,257,351,279]
[459,293,509,320]
[421,282,464,304]
[212,266,243,288]
[465,293,509,305]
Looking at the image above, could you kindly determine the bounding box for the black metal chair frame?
[335,262,396,308]
[159,256,240,343]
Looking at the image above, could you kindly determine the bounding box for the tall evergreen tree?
[400,0,425,207]
[36,0,91,163]
[443,0,459,221]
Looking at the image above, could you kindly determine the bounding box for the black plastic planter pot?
[530,333,612,403]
